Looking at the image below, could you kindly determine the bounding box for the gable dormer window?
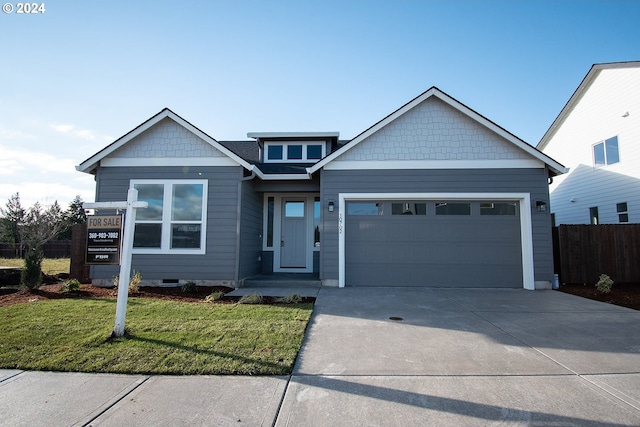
[264,142,326,163]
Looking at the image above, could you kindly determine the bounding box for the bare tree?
[19,201,66,289]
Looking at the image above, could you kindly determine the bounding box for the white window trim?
[264,141,326,163]
[338,192,535,290]
[130,179,208,255]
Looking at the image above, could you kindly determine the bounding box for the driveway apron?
[277,287,640,426]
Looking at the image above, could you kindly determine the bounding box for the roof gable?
[310,87,566,175]
[537,61,640,151]
[77,109,252,173]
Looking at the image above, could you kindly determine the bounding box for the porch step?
[230,274,321,297]
[241,273,321,288]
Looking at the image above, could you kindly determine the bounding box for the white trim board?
[337,192,535,290]
[322,159,544,171]
[101,157,240,168]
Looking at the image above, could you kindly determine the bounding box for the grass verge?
[0,258,70,276]
[0,298,313,375]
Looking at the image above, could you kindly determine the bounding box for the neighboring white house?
[538,61,640,225]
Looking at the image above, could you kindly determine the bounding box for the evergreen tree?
[58,195,87,239]
[0,193,26,257]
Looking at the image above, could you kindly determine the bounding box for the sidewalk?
[2,288,640,426]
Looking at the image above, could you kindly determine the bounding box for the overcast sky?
[1,0,639,209]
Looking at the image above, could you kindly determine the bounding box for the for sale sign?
[86,215,123,265]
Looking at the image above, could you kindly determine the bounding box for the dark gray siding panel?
[320,168,553,285]
[238,179,263,280]
[345,201,522,287]
[91,166,243,283]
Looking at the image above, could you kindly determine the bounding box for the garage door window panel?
[480,202,517,216]
[392,202,427,215]
[435,202,471,215]
[347,202,384,216]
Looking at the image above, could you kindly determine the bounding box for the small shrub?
[277,293,302,304]
[113,270,142,293]
[21,249,43,290]
[204,291,225,302]
[181,281,197,293]
[596,274,614,294]
[61,279,81,293]
[237,293,263,305]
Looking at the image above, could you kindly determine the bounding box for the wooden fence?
[555,224,640,284]
[0,240,71,258]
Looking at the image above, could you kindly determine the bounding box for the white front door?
[280,198,307,268]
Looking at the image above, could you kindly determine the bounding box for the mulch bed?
[0,283,315,307]
[558,282,640,311]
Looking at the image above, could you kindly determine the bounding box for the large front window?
[132,180,207,254]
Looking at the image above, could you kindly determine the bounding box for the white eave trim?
[248,132,339,139]
[76,109,252,174]
[248,165,311,180]
[309,87,567,176]
[538,61,640,151]
[100,157,240,168]
[322,159,545,171]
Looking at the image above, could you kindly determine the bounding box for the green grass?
[0,298,313,375]
[0,258,70,276]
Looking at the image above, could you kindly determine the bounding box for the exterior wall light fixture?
[536,201,547,213]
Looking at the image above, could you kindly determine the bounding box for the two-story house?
[538,61,640,225]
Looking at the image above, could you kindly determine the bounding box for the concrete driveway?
[2,288,640,426]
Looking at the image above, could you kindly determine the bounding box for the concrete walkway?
[2,288,640,426]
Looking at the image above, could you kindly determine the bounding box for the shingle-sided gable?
[332,96,531,163]
[77,109,252,173]
[312,87,565,175]
[109,117,228,160]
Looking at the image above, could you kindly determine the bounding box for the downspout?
[233,170,256,288]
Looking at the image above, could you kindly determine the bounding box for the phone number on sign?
[2,3,45,13]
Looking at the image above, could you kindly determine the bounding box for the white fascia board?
[77,109,252,174]
[310,87,566,175]
[537,61,640,151]
[248,132,339,139]
[309,88,439,173]
[337,192,535,290]
[100,157,240,168]
[323,159,545,171]
[77,110,171,173]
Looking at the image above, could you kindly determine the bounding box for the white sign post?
[84,188,148,337]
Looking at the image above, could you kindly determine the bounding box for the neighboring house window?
[592,136,620,167]
[617,202,629,223]
[132,180,207,254]
[589,207,599,225]
[264,142,326,162]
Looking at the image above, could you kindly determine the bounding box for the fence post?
[70,223,90,283]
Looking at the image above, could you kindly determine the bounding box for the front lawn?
[0,298,313,375]
[0,258,70,276]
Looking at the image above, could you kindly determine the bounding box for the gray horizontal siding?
[320,168,553,285]
[238,179,263,280]
[91,166,243,283]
